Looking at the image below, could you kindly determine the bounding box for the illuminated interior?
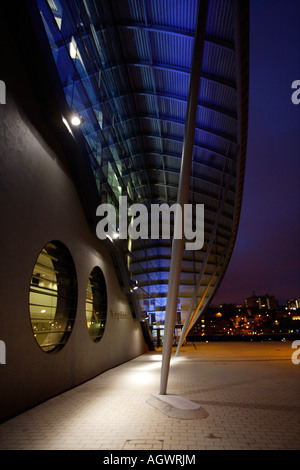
[85,266,108,342]
[29,241,78,352]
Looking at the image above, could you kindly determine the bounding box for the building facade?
[0,0,249,422]
[245,294,279,310]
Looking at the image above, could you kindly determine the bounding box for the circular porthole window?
[85,266,107,342]
[29,241,78,353]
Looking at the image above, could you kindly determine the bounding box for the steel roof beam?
[95,112,237,144]
[73,82,237,120]
[97,131,235,160]
[121,61,237,90]
[120,150,236,177]
[139,0,168,201]
[130,175,236,201]
[139,114,237,143]
[107,22,235,52]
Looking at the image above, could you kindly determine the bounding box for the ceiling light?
[70,114,83,126]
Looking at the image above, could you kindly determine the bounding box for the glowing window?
[86,266,107,342]
[29,241,78,352]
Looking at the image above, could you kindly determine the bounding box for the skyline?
[213,0,300,306]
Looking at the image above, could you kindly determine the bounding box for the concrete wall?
[0,67,146,424]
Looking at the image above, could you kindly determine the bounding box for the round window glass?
[29,241,78,352]
[86,266,107,342]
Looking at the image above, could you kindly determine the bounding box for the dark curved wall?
[0,6,147,423]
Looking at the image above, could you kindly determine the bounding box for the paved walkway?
[0,341,299,450]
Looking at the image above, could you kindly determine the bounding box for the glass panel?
[86,266,107,342]
[29,241,78,352]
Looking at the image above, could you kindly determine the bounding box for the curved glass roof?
[36,0,249,346]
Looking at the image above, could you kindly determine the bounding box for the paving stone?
[0,342,299,450]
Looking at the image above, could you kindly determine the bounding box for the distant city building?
[188,304,300,338]
[245,294,278,310]
[287,299,300,310]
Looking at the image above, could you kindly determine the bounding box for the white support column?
[159,0,209,396]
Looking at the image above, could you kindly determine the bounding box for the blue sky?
[213,0,300,305]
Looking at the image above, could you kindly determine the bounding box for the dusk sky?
[213,0,300,306]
